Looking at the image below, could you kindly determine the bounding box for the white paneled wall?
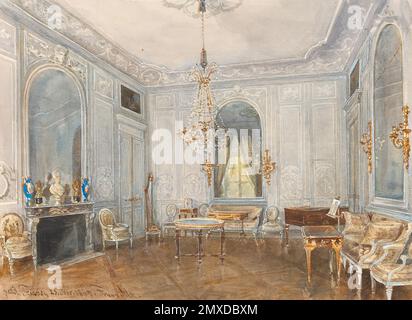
[149,78,347,223]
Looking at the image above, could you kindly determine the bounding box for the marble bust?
[50,170,65,205]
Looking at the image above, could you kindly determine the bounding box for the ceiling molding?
[7,0,379,87]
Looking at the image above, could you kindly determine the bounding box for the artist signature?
[3,284,136,299]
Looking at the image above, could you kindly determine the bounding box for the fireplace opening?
[37,214,86,265]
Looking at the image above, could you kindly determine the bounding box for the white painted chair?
[98,208,132,251]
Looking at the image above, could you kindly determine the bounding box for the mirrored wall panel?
[373,24,404,201]
[28,69,82,188]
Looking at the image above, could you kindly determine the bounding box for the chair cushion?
[372,263,412,283]
[361,222,403,246]
[5,236,32,259]
[343,212,369,235]
[112,226,130,239]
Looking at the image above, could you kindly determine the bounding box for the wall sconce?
[389,105,411,170]
[262,149,276,185]
[360,121,373,174]
[202,160,215,187]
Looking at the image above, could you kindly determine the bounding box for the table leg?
[241,219,245,237]
[284,224,289,246]
[197,230,203,264]
[220,228,225,262]
[304,239,316,284]
[332,239,343,281]
[175,229,181,261]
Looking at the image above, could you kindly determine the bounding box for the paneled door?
[119,124,145,237]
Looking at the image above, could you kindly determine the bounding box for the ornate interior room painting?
[1,0,412,302]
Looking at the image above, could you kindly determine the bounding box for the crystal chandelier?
[181,0,220,187]
[182,0,219,156]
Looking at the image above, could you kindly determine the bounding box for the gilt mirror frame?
[368,21,409,214]
[22,63,88,199]
[211,97,267,205]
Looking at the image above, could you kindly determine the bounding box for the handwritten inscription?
[3,284,135,299]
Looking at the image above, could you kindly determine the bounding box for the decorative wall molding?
[0,161,16,202]
[280,165,303,201]
[0,17,16,56]
[314,162,336,198]
[312,82,337,100]
[278,84,302,104]
[94,70,114,99]
[183,173,204,199]
[214,85,267,113]
[24,31,87,84]
[9,0,377,86]
[156,174,174,200]
[95,166,114,201]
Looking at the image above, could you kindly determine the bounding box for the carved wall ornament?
[12,0,374,86]
[95,167,114,200]
[360,121,373,174]
[25,32,87,84]
[314,163,335,197]
[156,174,174,199]
[280,166,303,201]
[183,173,203,198]
[312,82,336,99]
[94,71,114,99]
[279,84,302,103]
[389,105,411,170]
[0,161,15,201]
[0,18,16,55]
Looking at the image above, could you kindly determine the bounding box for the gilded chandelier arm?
[360,121,373,174]
[389,105,411,169]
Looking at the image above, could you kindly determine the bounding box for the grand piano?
[284,206,347,245]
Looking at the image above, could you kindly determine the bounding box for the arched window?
[373,24,404,201]
[213,101,262,199]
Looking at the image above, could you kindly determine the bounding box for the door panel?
[119,130,145,237]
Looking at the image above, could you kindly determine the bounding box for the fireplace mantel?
[25,203,95,266]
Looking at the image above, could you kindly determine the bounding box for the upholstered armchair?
[258,206,283,240]
[370,223,412,300]
[0,213,35,276]
[162,204,178,237]
[98,208,132,251]
[341,212,406,292]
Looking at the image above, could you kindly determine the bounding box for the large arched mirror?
[373,24,404,201]
[214,101,263,199]
[28,68,83,194]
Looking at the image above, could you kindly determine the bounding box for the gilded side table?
[302,226,343,284]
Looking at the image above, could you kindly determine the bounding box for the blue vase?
[23,177,35,206]
[81,178,90,202]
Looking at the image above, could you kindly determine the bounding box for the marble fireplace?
[25,203,95,266]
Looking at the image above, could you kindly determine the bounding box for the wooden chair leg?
[9,258,15,276]
[356,268,363,292]
[386,286,393,300]
[371,274,376,295]
[33,256,37,271]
